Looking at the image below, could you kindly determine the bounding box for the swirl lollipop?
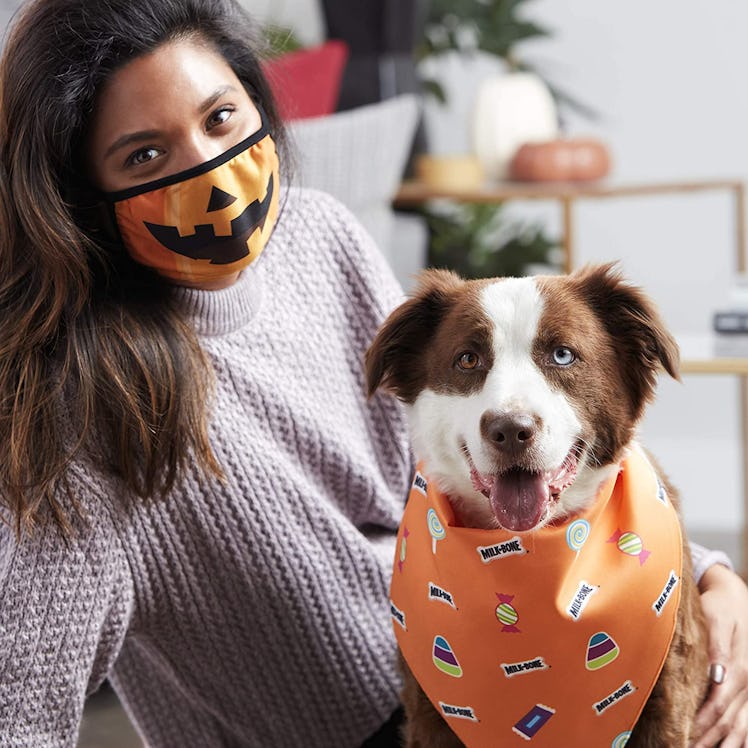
[566,519,590,552]
[426,508,446,553]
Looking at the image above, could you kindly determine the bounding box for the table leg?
[736,183,747,273]
[561,197,574,273]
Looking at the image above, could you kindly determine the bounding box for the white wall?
[523,1,748,559]
[237,0,325,47]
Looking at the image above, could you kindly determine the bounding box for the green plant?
[421,0,550,69]
[419,0,594,118]
[422,203,561,279]
[263,24,304,58]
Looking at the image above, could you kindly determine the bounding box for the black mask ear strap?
[72,196,123,245]
[95,199,124,244]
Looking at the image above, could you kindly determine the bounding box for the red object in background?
[262,40,349,121]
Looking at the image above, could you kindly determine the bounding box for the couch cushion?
[263,40,349,121]
[287,94,420,259]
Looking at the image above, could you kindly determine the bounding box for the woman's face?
[88,37,262,194]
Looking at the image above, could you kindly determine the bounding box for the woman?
[0,0,744,746]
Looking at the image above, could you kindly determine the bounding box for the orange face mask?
[390,445,682,747]
[104,111,280,284]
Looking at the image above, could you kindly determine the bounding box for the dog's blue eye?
[552,347,576,366]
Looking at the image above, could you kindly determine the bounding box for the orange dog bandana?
[105,110,279,285]
[390,446,682,746]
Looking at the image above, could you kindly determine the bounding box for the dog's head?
[366,263,679,531]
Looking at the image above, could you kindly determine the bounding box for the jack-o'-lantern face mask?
[103,112,279,284]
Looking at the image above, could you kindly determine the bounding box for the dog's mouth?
[466,442,583,532]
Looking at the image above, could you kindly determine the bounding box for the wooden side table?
[394,178,746,274]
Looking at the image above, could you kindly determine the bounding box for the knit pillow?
[287,94,421,261]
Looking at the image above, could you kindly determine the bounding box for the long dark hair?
[0,0,287,535]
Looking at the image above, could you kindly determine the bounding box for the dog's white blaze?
[473,278,581,471]
[409,277,582,509]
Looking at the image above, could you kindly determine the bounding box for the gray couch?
[288,94,427,290]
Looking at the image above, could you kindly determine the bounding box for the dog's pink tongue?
[490,469,549,532]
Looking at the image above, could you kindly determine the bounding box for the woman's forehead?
[88,38,241,148]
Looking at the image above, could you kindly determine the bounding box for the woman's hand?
[691,564,748,747]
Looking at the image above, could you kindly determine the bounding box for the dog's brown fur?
[367,266,709,747]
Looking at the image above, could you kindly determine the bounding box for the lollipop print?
[427,508,446,553]
[611,731,631,747]
[566,519,590,552]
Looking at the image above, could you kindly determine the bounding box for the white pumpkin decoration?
[472,72,559,180]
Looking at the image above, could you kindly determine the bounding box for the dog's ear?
[365,268,463,402]
[572,262,680,414]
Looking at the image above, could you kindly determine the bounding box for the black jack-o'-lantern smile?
[143,173,275,265]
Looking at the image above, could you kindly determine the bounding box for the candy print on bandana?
[611,731,632,747]
[432,636,462,678]
[566,518,590,552]
[495,593,521,633]
[390,446,683,745]
[585,632,620,670]
[397,526,409,573]
[608,529,651,565]
[512,704,555,740]
[427,508,446,554]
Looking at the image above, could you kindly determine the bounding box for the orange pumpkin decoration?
[509,138,611,182]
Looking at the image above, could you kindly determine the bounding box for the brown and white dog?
[366,264,708,747]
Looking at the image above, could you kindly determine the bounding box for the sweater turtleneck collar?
[170,261,265,336]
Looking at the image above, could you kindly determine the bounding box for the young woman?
[0,1,745,746]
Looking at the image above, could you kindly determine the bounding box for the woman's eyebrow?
[104,129,161,159]
[103,85,238,159]
[198,84,236,114]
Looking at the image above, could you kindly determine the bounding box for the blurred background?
[2,0,747,745]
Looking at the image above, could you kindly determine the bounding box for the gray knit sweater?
[0,189,412,747]
[0,188,728,747]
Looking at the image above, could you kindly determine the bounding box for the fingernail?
[709,662,726,684]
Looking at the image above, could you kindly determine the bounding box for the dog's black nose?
[481,411,538,455]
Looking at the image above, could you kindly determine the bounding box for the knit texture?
[0,188,412,747]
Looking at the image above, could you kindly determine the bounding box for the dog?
[366,264,708,747]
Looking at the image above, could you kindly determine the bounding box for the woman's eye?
[457,351,480,370]
[552,346,577,366]
[207,107,234,130]
[126,147,161,167]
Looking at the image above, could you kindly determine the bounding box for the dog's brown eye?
[457,352,480,370]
